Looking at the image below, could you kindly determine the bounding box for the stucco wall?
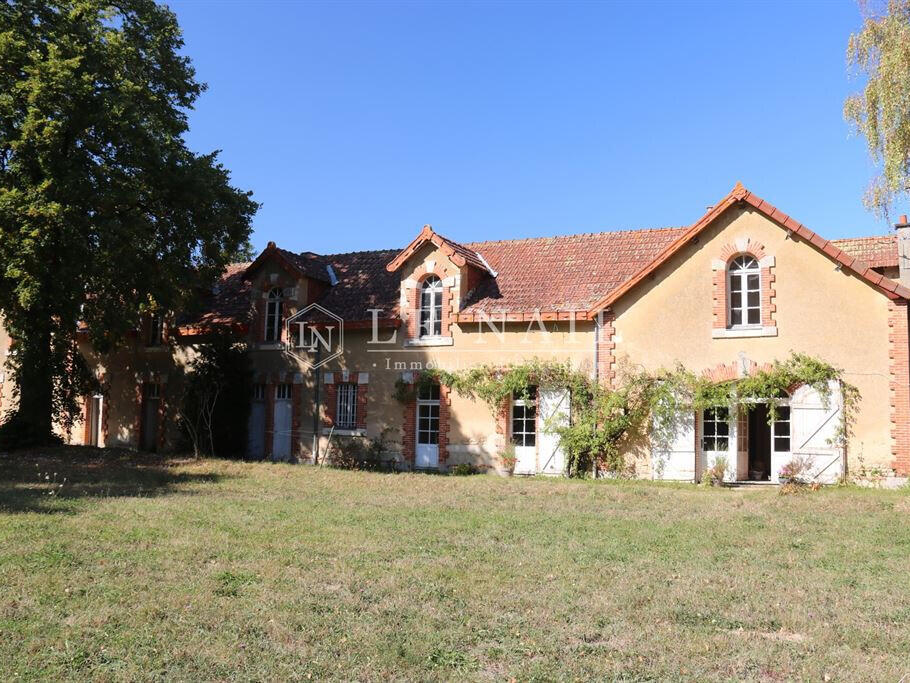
[612,205,894,472]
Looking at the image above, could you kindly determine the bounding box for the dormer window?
[728,255,760,328]
[265,287,283,342]
[419,276,443,338]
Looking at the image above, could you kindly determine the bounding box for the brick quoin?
[888,299,910,475]
[596,311,616,387]
[323,383,338,427]
[355,382,368,429]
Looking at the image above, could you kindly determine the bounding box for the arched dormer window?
[728,255,760,328]
[419,276,443,338]
[265,287,283,342]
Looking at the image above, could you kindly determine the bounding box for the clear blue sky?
[170,0,885,255]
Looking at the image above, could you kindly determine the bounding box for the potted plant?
[700,456,729,486]
[499,444,517,476]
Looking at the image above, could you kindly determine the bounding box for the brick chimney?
[897,214,910,286]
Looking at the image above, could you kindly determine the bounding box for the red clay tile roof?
[455,228,687,318]
[588,183,910,314]
[386,225,491,273]
[305,249,401,324]
[186,185,909,331]
[178,262,253,331]
[831,235,897,269]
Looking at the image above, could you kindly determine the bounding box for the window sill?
[712,326,777,339]
[322,427,366,437]
[254,342,284,350]
[406,337,454,347]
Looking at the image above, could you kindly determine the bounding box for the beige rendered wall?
[612,205,894,472]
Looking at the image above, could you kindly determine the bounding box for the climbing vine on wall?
[394,353,860,478]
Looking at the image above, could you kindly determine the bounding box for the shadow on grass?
[0,445,230,514]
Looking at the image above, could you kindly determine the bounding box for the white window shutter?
[538,388,570,475]
[788,381,843,484]
[651,401,696,481]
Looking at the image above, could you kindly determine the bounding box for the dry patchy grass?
[1,447,909,681]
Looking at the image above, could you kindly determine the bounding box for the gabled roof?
[385,224,492,274]
[832,235,897,269]
[245,241,332,283]
[587,183,910,315]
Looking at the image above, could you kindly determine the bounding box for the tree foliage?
[844,0,910,216]
[0,0,257,445]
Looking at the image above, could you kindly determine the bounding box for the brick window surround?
[403,265,454,342]
[323,371,369,431]
[254,280,299,344]
[400,375,450,466]
[711,238,777,338]
[888,299,910,475]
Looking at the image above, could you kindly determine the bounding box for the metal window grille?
[336,383,357,429]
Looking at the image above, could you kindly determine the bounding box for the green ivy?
[395,353,860,478]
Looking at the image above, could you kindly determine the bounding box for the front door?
[747,404,772,480]
[86,394,103,447]
[415,383,440,468]
[698,406,735,482]
[140,383,160,452]
[272,384,292,461]
[512,387,537,475]
[247,384,266,460]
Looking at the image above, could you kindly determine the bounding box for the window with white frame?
[147,313,164,346]
[701,407,729,451]
[265,287,283,342]
[276,383,291,400]
[251,384,266,401]
[336,382,357,429]
[419,276,443,337]
[728,255,761,327]
[417,383,440,445]
[773,405,791,452]
[511,386,537,448]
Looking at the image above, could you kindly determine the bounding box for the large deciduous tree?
[845,0,910,216]
[0,0,257,446]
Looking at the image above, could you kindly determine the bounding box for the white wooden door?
[87,395,103,447]
[511,389,537,475]
[538,388,570,475]
[272,385,292,461]
[698,406,737,483]
[651,398,696,481]
[415,384,440,468]
[788,381,843,484]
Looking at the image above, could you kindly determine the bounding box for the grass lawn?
[1,449,909,681]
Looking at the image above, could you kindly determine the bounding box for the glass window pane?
[730,292,742,308]
[747,291,760,307]
[747,308,761,325]
[747,274,760,289]
[731,309,742,326]
[774,437,790,452]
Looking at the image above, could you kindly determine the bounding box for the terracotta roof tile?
[831,235,896,269]
[458,228,686,315]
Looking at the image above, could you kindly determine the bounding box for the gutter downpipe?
[312,346,321,463]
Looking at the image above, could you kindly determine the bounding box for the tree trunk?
[7,322,56,445]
